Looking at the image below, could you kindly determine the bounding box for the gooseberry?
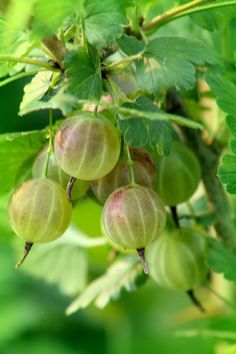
[8,178,72,267]
[33,145,89,201]
[155,142,201,206]
[102,184,166,272]
[91,148,156,204]
[146,227,208,292]
[54,114,121,180]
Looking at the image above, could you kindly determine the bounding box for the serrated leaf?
[117,34,145,56]
[206,74,236,120]
[64,44,102,101]
[0,131,46,195]
[136,37,219,94]
[84,0,127,47]
[218,154,236,194]
[22,225,106,296]
[207,74,236,193]
[118,96,174,154]
[66,256,145,314]
[207,238,236,280]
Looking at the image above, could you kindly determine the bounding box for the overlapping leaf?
[66,256,145,314]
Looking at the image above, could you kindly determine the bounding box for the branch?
[43,35,67,70]
[166,92,236,248]
[0,55,60,71]
[143,0,208,31]
[143,0,236,31]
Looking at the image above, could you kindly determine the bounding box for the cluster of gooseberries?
[8,111,208,304]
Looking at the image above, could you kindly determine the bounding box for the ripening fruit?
[155,142,201,206]
[54,114,121,180]
[102,185,166,250]
[146,227,208,291]
[8,178,72,244]
[91,148,156,204]
[32,146,89,200]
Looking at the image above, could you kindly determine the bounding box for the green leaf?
[136,37,219,94]
[206,74,236,119]
[23,225,106,296]
[20,91,81,116]
[117,34,145,56]
[84,0,127,47]
[0,19,30,78]
[218,153,236,194]
[190,1,236,32]
[32,0,81,38]
[66,256,145,314]
[118,96,174,154]
[19,70,81,116]
[206,74,236,193]
[19,71,53,114]
[207,238,236,281]
[64,44,103,101]
[0,131,46,195]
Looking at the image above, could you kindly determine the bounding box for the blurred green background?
[1,79,236,354]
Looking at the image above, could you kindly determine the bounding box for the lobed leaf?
[84,0,127,47]
[136,37,219,94]
[64,44,103,101]
[118,96,174,154]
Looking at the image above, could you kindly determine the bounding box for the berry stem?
[125,143,136,185]
[137,248,149,275]
[15,242,33,269]
[44,109,54,178]
[170,206,180,228]
[187,289,206,313]
[67,176,76,202]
